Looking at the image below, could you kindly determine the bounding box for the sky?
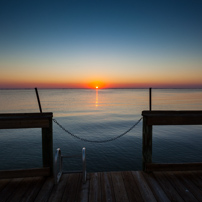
[0,0,202,89]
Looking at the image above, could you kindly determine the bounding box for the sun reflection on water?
[96,89,98,107]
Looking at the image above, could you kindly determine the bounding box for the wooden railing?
[142,110,202,171]
[0,112,53,178]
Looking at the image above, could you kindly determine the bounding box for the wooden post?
[42,117,53,175]
[149,88,152,111]
[142,116,152,171]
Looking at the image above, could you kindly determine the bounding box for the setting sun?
[96,86,98,89]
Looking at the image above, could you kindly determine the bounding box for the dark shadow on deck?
[1,171,202,202]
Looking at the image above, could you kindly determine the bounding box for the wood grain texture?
[146,162,202,172]
[0,167,50,179]
[132,171,157,202]
[142,110,202,125]
[142,116,153,170]
[122,171,144,202]
[0,171,202,202]
[111,171,129,202]
[0,113,52,129]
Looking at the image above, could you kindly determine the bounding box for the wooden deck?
[1,171,202,202]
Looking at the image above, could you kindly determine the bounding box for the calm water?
[0,89,202,172]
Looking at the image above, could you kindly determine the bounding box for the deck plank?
[132,171,157,202]
[164,171,198,202]
[173,172,202,201]
[142,172,170,202]
[48,174,69,202]
[34,177,54,202]
[153,172,184,202]
[74,173,83,202]
[0,178,11,192]
[0,170,202,201]
[61,173,82,202]
[111,171,129,202]
[100,172,115,202]
[192,171,202,184]
[0,178,23,202]
[21,177,46,202]
[79,173,90,202]
[8,177,36,202]
[121,171,144,202]
[189,172,202,190]
[89,172,101,202]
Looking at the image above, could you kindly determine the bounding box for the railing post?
[35,88,42,113]
[42,116,53,175]
[142,115,152,171]
[149,88,152,111]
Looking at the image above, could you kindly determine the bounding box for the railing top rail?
[142,110,202,116]
[142,110,202,125]
[0,112,53,119]
[0,113,53,129]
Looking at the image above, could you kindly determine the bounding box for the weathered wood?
[174,171,202,201]
[149,88,152,111]
[142,110,202,171]
[0,178,23,202]
[0,119,49,129]
[0,171,202,202]
[142,116,153,171]
[42,118,53,175]
[61,173,82,202]
[0,113,52,118]
[142,172,170,202]
[0,112,53,117]
[0,113,52,129]
[190,171,202,189]
[75,173,85,202]
[142,110,202,125]
[153,172,184,201]
[0,177,45,202]
[80,173,90,202]
[164,172,198,201]
[89,172,101,202]
[48,174,68,201]
[0,178,11,192]
[0,167,50,179]
[122,171,144,202]
[0,112,53,177]
[111,171,129,202]
[34,177,54,202]
[100,172,115,202]
[20,177,45,202]
[132,171,157,202]
[142,110,202,115]
[146,162,202,172]
[7,177,35,202]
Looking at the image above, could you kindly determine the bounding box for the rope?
[53,117,142,143]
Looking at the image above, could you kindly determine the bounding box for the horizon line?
[1,87,202,90]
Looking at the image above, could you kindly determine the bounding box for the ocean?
[0,89,202,172]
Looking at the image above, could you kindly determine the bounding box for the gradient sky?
[0,0,202,88]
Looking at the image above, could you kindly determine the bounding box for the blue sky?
[0,0,202,88]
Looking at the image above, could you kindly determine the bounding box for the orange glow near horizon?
[87,81,106,89]
[1,79,202,89]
